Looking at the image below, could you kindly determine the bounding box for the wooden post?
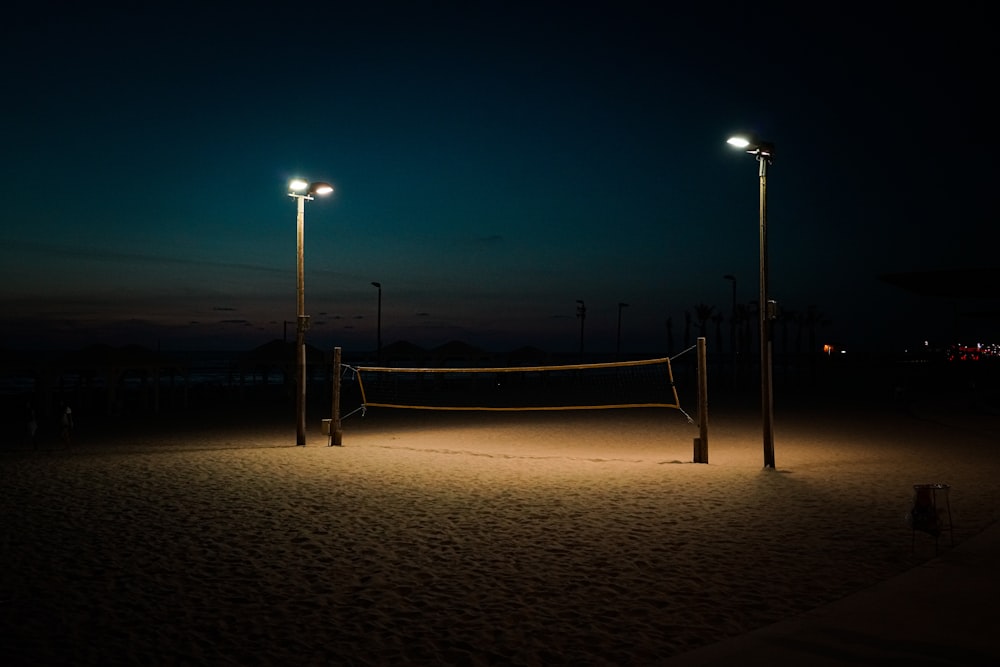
[330,346,343,446]
[694,336,709,463]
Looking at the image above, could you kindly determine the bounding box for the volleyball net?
[345,356,689,415]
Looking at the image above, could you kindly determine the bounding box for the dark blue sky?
[2,2,994,354]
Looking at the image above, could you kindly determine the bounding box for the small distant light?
[727,137,751,148]
[311,183,334,196]
[289,178,308,192]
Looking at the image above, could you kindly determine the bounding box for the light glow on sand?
[4,401,999,663]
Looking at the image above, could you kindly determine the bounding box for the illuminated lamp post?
[371,281,382,363]
[617,302,629,358]
[727,135,776,469]
[289,178,334,447]
[723,274,737,386]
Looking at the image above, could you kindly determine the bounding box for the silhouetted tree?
[743,302,757,358]
[712,313,725,354]
[793,305,829,355]
[804,305,829,356]
[694,303,714,338]
[794,311,806,354]
[779,308,797,357]
[736,303,753,358]
[790,305,830,384]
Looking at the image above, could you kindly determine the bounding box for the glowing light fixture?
[727,136,774,158]
[289,179,334,198]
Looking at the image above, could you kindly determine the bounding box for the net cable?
[342,353,693,421]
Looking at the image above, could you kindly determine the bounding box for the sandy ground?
[2,390,998,665]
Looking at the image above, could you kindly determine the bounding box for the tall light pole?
[289,178,333,447]
[576,300,586,358]
[371,281,382,363]
[616,302,629,358]
[723,274,737,387]
[727,136,775,469]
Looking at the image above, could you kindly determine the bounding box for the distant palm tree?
[789,305,831,384]
[794,311,805,353]
[694,303,715,338]
[712,313,725,353]
[779,308,797,357]
[793,305,829,355]
[804,305,829,357]
[736,303,753,358]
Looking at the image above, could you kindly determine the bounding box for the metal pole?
[617,305,622,357]
[296,195,307,447]
[372,282,382,363]
[759,156,775,468]
[616,302,627,358]
[694,336,709,463]
[330,346,343,446]
[615,303,622,359]
[724,275,736,388]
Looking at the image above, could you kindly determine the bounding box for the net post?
[329,346,343,446]
[694,337,709,463]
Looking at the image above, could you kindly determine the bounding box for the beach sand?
[2,391,998,665]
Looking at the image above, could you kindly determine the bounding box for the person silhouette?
[60,404,74,445]
[26,401,38,449]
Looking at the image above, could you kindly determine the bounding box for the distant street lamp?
[371,281,382,362]
[616,302,629,358]
[727,135,775,468]
[723,274,737,386]
[289,178,334,447]
[576,300,586,357]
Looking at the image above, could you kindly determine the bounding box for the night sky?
[2,2,994,355]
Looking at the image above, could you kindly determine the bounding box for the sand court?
[2,396,998,665]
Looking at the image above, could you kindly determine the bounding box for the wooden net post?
[694,337,709,463]
[329,346,343,446]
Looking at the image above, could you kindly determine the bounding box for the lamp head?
[289,179,334,197]
[727,136,774,160]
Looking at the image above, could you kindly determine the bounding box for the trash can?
[909,483,953,553]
